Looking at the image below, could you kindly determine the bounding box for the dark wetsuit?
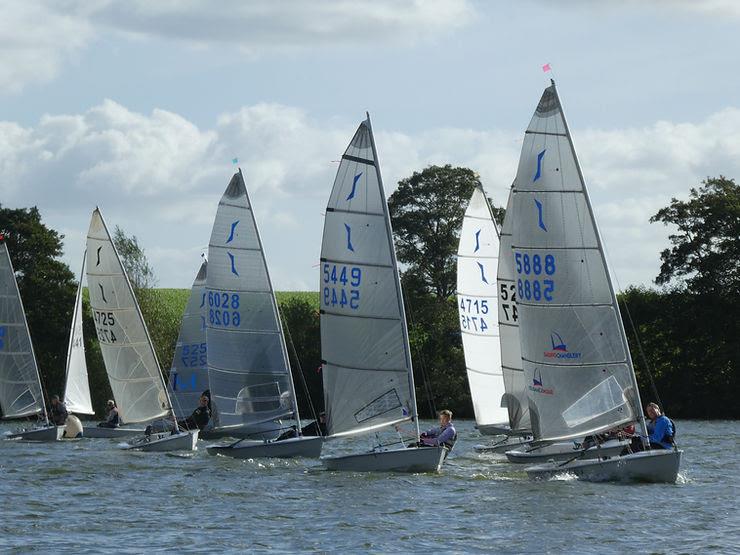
[98,408,120,428]
[178,405,211,431]
[300,420,327,437]
[50,403,68,425]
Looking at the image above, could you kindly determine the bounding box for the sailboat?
[456,184,510,435]
[319,115,446,473]
[1,239,64,441]
[167,260,209,421]
[204,170,322,458]
[85,208,197,451]
[510,81,681,482]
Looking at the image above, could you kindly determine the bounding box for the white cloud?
[0,0,474,92]
[1,100,739,290]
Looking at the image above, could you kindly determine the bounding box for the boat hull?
[82,426,146,439]
[506,439,629,464]
[124,430,199,452]
[323,446,446,473]
[7,425,65,441]
[199,422,281,441]
[475,423,513,436]
[207,436,323,459]
[526,449,682,483]
[474,436,531,454]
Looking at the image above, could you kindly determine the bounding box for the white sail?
[457,184,509,430]
[496,185,531,433]
[510,81,642,442]
[0,241,46,419]
[320,116,418,438]
[62,252,94,415]
[168,260,208,419]
[206,170,297,429]
[85,209,171,424]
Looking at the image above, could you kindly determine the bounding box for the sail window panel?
[209,371,292,421]
[320,312,406,371]
[457,257,500,298]
[206,328,287,375]
[514,135,580,194]
[502,363,528,432]
[328,159,384,215]
[519,305,627,366]
[207,247,270,292]
[322,362,411,436]
[321,211,393,268]
[1,383,39,417]
[320,264,400,319]
[512,248,611,307]
[208,204,260,251]
[523,360,636,441]
[511,191,598,250]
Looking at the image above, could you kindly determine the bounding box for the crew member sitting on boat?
[645,402,674,449]
[97,399,120,428]
[49,395,68,426]
[177,394,212,431]
[419,409,457,450]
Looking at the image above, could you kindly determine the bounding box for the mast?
[551,80,649,441]
[238,168,303,432]
[366,113,421,438]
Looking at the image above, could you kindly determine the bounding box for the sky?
[1,0,739,290]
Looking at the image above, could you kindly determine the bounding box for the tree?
[650,176,740,295]
[113,226,158,290]
[389,165,502,299]
[0,206,76,404]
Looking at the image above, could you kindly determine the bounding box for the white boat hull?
[526,448,682,483]
[6,425,65,441]
[124,430,199,452]
[207,436,323,459]
[474,436,531,454]
[506,439,629,464]
[323,446,447,473]
[83,426,146,439]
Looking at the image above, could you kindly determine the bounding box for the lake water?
[1,419,737,553]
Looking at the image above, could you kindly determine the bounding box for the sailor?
[97,400,120,428]
[419,409,457,450]
[49,395,68,426]
[177,394,212,431]
[645,402,675,449]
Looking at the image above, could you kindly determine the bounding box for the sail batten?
[0,242,46,420]
[320,117,418,438]
[205,170,298,430]
[85,209,171,424]
[510,82,643,442]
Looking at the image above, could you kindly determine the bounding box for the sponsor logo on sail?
[529,368,553,395]
[544,331,581,360]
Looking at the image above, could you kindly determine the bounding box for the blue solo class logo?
[0,325,5,350]
[529,368,553,395]
[544,331,581,360]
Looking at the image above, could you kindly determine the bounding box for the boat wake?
[546,471,579,482]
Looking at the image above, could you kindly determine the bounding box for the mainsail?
[510,81,643,442]
[168,260,208,419]
[86,209,171,424]
[457,184,509,431]
[206,170,297,429]
[496,185,531,433]
[63,253,94,415]
[0,241,46,419]
[320,115,418,438]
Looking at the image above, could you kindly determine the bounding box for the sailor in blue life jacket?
[629,402,675,452]
[97,399,120,428]
[419,409,457,450]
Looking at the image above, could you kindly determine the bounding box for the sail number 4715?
[515,253,556,302]
[323,264,361,309]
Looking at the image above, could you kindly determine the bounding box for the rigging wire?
[401,285,437,418]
